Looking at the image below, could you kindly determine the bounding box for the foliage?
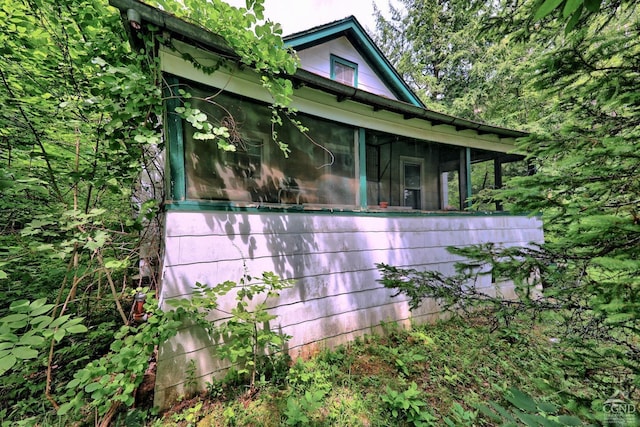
[172,314,615,426]
[170,400,203,426]
[381,382,437,426]
[148,0,302,155]
[372,0,544,127]
[284,358,333,425]
[376,0,640,416]
[0,298,87,376]
[59,291,182,419]
[284,389,327,426]
[443,402,477,427]
[0,0,301,423]
[170,271,294,390]
[477,387,583,426]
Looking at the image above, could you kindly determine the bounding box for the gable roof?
[109,0,527,140]
[284,16,424,108]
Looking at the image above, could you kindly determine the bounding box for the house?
[111,0,544,408]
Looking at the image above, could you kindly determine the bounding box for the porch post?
[358,128,367,209]
[494,157,503,211]
[459,147,472,209]
[164,75,185,201]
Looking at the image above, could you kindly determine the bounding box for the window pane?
[334,62,355,86]
[404,163,421,188]
[403,189,420,209]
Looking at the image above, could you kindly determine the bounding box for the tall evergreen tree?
[379,0,640,407]
[373,0,543,127]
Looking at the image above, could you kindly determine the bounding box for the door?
[401,158,423,209]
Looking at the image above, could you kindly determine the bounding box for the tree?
[373,0,544,127]
[0,0,297,423]
[379,0,640,413]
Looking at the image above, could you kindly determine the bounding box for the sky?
[222,0,401,36]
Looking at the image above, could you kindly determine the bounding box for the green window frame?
[330,54,358,87]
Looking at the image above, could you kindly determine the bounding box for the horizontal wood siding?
[155,210,543,407]
[296,37,398,99]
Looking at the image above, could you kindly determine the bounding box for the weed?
[284,390,326,425]
[184,360,198,397]
[381,382,437,426]
[170,271,294,391]
[205,379,224,400]
[443,402,477,426]
[476,387,586,426]
[171,401,203,426]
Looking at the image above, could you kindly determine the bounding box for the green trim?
[285,18,423,107]
[165,76,185,201]
[163,200,532,217]
[358,128,367,208]
[465,147,472,209]
[330,54,358,87]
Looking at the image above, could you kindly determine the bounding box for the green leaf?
[65,324,88,334]
[474,403,502,422]
[564,6,583,34]
[28,298,48,310]
[85,382,102,392]
[557,415,583,425]
[49,315,71,328]
[0,333,19,343]
[29,303,54,317]
[92,56,107,67]
[534,0,564,20]
[104,258,128,269]
[30,315,53,327]
[1,313,28,324]
[12,346,39,359]
[57,401,74,416]
[19,334,45,346]
[537,400,557,413]
[0,354,17,375]
[9,300,30,313]
[583,0,601,12]
[562,0,582,17]
[53,329,66,342]
[505,388,538,413]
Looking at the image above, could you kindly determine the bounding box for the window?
[330,55,358,87]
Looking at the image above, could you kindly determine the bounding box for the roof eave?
[109,0,528,140]
[292,69,528,139]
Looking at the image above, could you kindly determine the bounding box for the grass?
[144,311,635,426]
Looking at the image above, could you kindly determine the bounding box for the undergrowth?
[150,311,636,426]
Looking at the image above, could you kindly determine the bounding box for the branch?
[0,68,65,203]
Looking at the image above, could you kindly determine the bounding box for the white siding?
[154,210,543,407]
[296,36,398,100]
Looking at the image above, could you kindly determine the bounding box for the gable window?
[330,55,358,87]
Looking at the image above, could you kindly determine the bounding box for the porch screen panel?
[273,112,357,205]
[182,83,356,205]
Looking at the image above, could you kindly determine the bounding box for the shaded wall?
[154,210,543,407]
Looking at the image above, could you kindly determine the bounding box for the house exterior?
[111,0,544,408]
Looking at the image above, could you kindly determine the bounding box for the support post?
[164,75,185,201]
[358,128,367,209]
